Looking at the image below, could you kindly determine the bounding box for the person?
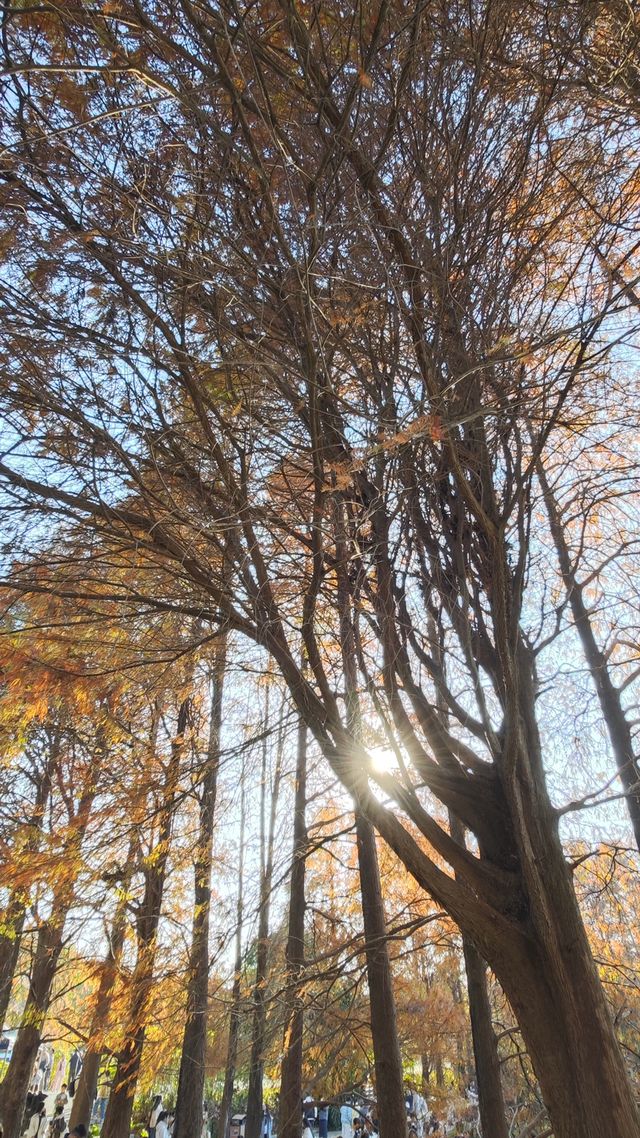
[66,1127,87,1138]
[48,1106,66,1138]
[261,1104,273,1138]
[50,1055,66,1094]
[405,1086,428,1138]
[156,1111,171,1138]
[149,1094,163,1138]
[412,1090,428,1138]
[340,1100,354,1138]
[303,1094,316,1131]
[318,1103,329,1138]
[54,1085,69,1112]
[25,1106,47,1138]
[68,1050,83,1098]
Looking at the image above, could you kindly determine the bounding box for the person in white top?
[156,1111,171,1138]
[25,1108,47,1138]
[411,1090,428,1138]
[149,1095,163,1138]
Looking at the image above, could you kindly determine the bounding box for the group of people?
[148,1094,212,1138]
[22,1080,86,1138]
[23,1093,85,1138]
[148,1094,176,1138]
[30,1050,83,1101]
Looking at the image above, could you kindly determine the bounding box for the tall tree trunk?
[448,813,508,1138]
[277,713,308,1138]
[462,941,507,1138]
[355,813,407,1138]
[101,699,188,1138]
[334,494,407,1138]
[67,839,136,1132]
[244,702,283,1138]
[174,636,227,1138]
[537,457,640,850]
[0,738,57,1030]
[218,776,246,1138]
[0,773,96,1138]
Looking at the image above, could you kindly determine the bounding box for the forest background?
[1,3,640,1138]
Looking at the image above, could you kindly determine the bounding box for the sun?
[369,745,398,774]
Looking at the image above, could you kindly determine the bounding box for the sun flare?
[369,745,398,775]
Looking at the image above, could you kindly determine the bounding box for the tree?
[277,711,308,1138]
[0,721,102,1138]
[1,5,639,1135]
[101,698,188,1138]
[174,636,227,1138]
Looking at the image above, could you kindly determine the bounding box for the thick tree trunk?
[101,699,187,1138]
[67,842,135,1132]
[497,753,640,1138]
[537,458,640,851]
[355,813,406,1138]
[218,777,246,1138]
[244,706,283,1138]
[277,715,308,1138]
[174,638,226,1138]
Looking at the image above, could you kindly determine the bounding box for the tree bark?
[355,813,407,1138]
[101,699,187,1138]
[0,772,96,1138]
[218,776,246,1138]
[244,702,283,1138]
[67,839,136,1131]
[537,456,640,850]
[448,813,508,1138]
[461,942,507,1138]
[335,495,406,1138]
[277,713,308,1138]
[0,738,57,1031]
[174,637,227,1138]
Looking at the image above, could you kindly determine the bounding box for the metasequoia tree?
[218,772,246,1138]
[1,4,640,1136]
[277,712,308,1138]
[244,691,284,1138]
[0,729,58,1034]
[174,635,227,1138]
[0,722,103,1138]
[101,698,188,1138]
[67,836,137,1132]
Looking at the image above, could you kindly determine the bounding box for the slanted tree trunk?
[537,456,640,850]
[218,776,246,1138]
[355,813,407,1138]
[244,702,284,1138]
[0,770,96,1138]
[174,636,227,1138]
[67,838,137,1132]
[277,712,308,1138]
[357,677,640,1138]
[0,735,58,1031]
[101,700,188,1138]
